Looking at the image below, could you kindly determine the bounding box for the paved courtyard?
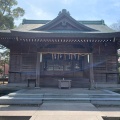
[0,102,120,120]
[0,88,120,120]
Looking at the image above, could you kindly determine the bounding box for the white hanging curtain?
[64,54,66,60]
[57,54,59,60]
[40,53,42,62]
[54,54,56,59]
[71,54,73,60]
[74,54,77,59]
[69,54,71,59]
[78,54,80,60]
[52,54,54,60]
[87,54,90,63]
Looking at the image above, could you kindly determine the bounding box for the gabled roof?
[12,10,116,33]
[32,9,97,32]
[22,19,105,25]
[12,9,115,33]
[14,20,114,33]
[0,9,120,50]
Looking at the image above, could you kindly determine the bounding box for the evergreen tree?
[110,20,120,31]
[0,0,25,29]
[0,49,10,78]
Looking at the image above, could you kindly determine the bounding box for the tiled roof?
[22,19,50,24]
[22,19,105,25]
[13,20,115,33]
[13,9,115,33]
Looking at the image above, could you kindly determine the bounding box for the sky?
[15,0,120,26]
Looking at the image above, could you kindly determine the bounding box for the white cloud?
[113,1,120,7]
[15,1,55,26]
[15,0,120,26]
[14,18,23,26]
[24,1,54,20]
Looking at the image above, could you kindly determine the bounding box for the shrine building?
[0,9,120,88]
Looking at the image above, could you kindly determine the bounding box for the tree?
[110,20,120,31]
[0,0,25,29]
[1,49,10,64]
[0,49,10,78]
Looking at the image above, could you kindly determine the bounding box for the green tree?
[1,49,10,64]
[0,0,25,29]
[0,68,3,75]
[110,20,120,31]
[0,49,10,78]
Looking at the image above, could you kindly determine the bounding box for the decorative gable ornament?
[58,9,70,16]
[32,9,97,32]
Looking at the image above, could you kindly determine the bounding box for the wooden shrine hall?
[0,9,120,88]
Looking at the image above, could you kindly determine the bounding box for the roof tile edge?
[22,19,105,25]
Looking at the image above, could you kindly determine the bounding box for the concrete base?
[0,103,104,120]
[94,83,120,88]
[1,83,120,89]
[0,88,120,120]
[0,88,120,105]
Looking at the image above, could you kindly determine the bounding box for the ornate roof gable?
[33,9,97,32]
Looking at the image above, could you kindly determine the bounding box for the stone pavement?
[15,88,109,94]
[0,88,120,120]
[0,103,103,120]
[1,88,120,105]
[30,102,104,120]
[0,102,120,120]
[97,106,120,118]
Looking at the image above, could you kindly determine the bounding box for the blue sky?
[15,0,120,26]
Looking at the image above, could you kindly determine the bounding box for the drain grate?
[0,116,31,120]
[103,117,120,120]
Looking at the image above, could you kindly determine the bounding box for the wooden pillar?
[36,52,40,87]
[89,53,95,89]
[116,42,120,84]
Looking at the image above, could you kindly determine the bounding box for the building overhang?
[0,30,120,49]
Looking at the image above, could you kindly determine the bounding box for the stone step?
[8,93,43,98]
[89,94,120,98]
[44,94,89,98]
[0,96,43,105]
[1,92,120,105]
[91,100,120,105]
[43,98,90,102]
[1,94,120,105]
[8,93,120,98]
